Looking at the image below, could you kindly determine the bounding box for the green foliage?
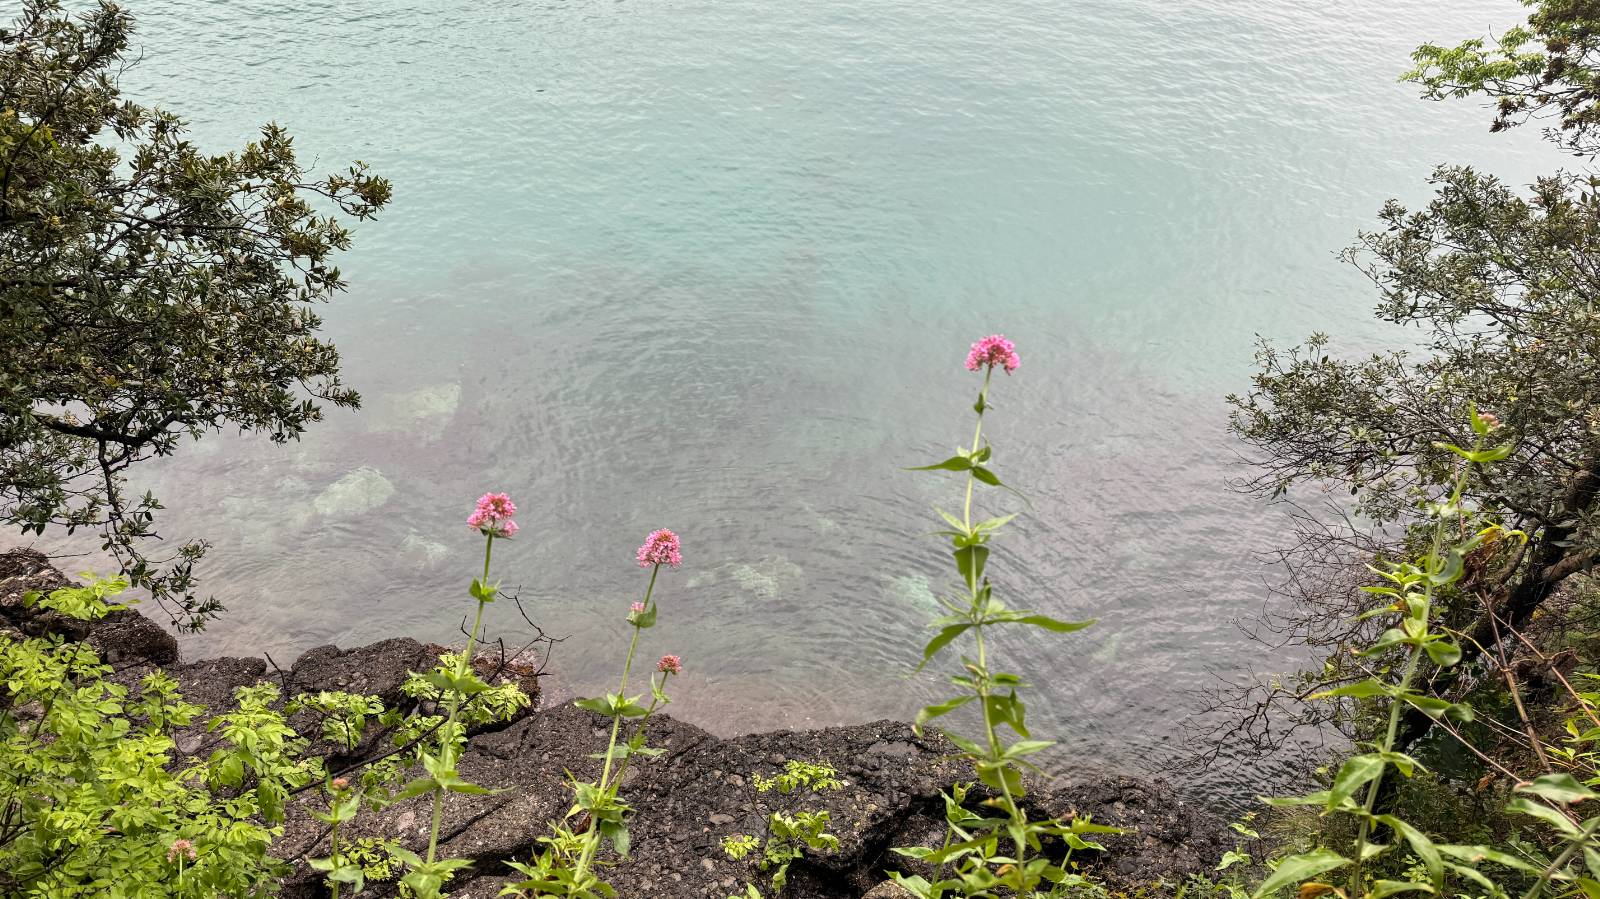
[1407,1,1600,154]
[723,834,762,860]
[1253,419,1600,899]
[1226,163,1600,759]
[403,653,533,729]
[0,578,320,897]
[722,782,843,899]
[892,359,1117,898]
[0,0,390,629]
[288,690,386,752]
[343,837,406,882]
[752,759,844,795]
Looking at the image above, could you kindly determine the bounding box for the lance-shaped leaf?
[1250,849,1351,899]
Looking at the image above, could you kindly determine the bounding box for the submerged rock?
[366,382,462,441]
[312,466,396,518]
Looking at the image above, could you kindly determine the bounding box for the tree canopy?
[1410,0,1600,155]
[0,0,390,628]
[1221,1,1600,757]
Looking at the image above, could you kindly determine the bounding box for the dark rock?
[1,550,1230,899]
[0,548,178,667]
[289,638,432,705]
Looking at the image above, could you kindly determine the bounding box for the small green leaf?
[1327,754,1387,812]
[1508,797,1583,835]
[917,624,972,671]
[907,456,973,472]
[915,694,977,732]
[1423,639,1462,666]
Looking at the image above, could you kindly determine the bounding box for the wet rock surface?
[1,549,1230,898]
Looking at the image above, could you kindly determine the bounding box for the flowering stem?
[611,676,669,788]
[962,366,994,527]
[573,563,660,883]
[962,364,1024,862]
[424,531,496,867]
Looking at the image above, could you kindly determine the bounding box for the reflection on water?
[27,0,1565,807]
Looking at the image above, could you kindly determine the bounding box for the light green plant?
[724,809,841,898]
[1250,409,1600,899]
[723,834,763,860]
[890,337,1119,898]
[0,578,322,897]
[290,690,387,752]
[753,759,845,795]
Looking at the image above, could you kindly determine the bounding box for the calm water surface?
[75,0,1568,805]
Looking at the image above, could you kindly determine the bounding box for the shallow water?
[61,0,1568,805]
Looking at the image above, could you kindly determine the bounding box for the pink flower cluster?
[965,334,1020,374]
[657,654,682,675]
[636,528,682,568]
[631,601,647,614]
[168,839,197,863]
[468,492,519,538]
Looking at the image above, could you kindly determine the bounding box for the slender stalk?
[571,563,660,883]
[329,819,342,899]
[1348,640,1425,893]
[424,531,496,866]
[1349,439,1475,894]
[961,365,1024,864]
[610,677,669,788]
[1522,816,1600,899]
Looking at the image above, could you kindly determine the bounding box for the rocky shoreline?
[0,548,1232,898]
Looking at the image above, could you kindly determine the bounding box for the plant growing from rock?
[0,577,324,896]
[505,529,685,898]
[723,809,841,898]
[721,759,846,897]
[890,335,1118,898]
[753,759,845,795]
[383,492,524,899]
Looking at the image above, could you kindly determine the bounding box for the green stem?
[330,819,342,899]
[1522,816,1600,899]
[962,367,994,528]
[963,365,1024,864]
[611,678,669,788]
[1349,434,1479,894]
[1348,641,1425,893]
[424,531,496,866]
[572,563,661,883]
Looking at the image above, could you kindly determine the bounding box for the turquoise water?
[97,0,1564,802]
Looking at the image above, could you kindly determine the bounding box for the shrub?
[0,578,320,897]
